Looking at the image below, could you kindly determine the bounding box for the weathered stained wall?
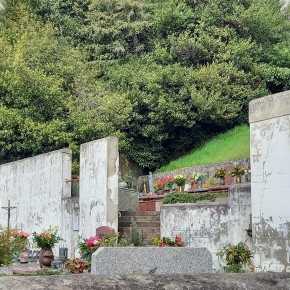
[160,184,252,270]
[0,149,72,256]
[79,137,119,238]
[249,90,290,272]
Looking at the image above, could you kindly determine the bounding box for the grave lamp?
[59,247,68,261]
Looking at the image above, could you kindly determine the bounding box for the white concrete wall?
[160,184,252,270]
[0,149,72,256]
[79,137,119,238]
[250,90,290,272]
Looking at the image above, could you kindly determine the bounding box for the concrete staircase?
[118,211,160,245]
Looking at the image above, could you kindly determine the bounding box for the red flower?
[160,242,167,247]
[175,236,182,243]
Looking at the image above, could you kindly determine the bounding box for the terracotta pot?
[20,250,29,263]
[39,248,54,268]
[73,268,84,274]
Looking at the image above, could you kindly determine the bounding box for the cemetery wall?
[249,90,290,272]
[0,149,72,256]
[79,137,119,238]
[160,184,252,270]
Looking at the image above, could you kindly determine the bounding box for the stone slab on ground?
[91,247,212,275]
[0,273,289,290]
[12,262,41,275]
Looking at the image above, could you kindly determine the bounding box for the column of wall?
[249,90,290,272]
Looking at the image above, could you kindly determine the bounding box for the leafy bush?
[0,228,25,266]
[216,241,254,272]
[163,191,228,204]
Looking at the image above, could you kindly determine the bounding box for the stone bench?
[91,247,212,275]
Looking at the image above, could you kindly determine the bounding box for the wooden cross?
[1,200,17,234]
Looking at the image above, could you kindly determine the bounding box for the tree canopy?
[0,0,289,169]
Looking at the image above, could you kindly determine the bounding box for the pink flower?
[85,236,102,247]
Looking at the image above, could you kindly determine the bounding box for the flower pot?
[236,176,241,184]
[178,186,184,192]
[73,268,84,274]
[39,248,54,268]
[20,250,29,263]
[219,177,225,185]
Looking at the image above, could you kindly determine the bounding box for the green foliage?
[216,241,254,270]
[163,191,228,204]
[0,0,289,170]
[130,223,144,246]
[0,228,24,266]
[156,125,250,172]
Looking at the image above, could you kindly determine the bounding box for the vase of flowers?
[32,226,62,268]
[174,174,187,192]
[192,172,205,189]
[214,167,226,185]
[161,176,175,191]
[12,230,30,263]
[244,169,251,182]
[230,165,245,184]
[153,179,165,195]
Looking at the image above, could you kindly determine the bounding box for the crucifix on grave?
[1,200,17,235]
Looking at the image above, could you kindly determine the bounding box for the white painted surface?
[250,90,290,272]
[0,149,72,256]
[79,137,118,239]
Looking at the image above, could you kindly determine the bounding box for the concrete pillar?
[249,90,290,272]
[79,137,119,238]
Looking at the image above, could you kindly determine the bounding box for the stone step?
[119,211,160,217]
[119,215,160,222]
[119,221,160,228]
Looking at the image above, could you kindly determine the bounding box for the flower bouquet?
[12,230,30,251]
[230,165,245,177]
[174,174,187,186]
[191,172,205,182]
[161,176,175,189]
[32,226,62,249]
[213,168,226,178]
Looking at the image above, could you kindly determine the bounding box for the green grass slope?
[156,124,250,173]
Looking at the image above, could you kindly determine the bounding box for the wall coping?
[249,90,290,123]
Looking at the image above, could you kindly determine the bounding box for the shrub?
[163,191,228,204]
[0,228,23,266]
[216,241,254,272]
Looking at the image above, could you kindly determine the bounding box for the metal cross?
[1,200,17,234]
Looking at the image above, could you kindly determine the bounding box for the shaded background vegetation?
[0,0,289,170]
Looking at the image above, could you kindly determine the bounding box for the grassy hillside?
[156,124,250,173]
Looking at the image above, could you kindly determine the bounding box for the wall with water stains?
[249,90,290,272]
[160,184,252,271]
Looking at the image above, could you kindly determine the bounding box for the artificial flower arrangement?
[32,226,62,249]
[153,179,165,190]
[213,167,226,178]
[191,172,205,183]
[161,176,175,189]
[244,169,251,176]
[174,174,187,186]
[64,258,89,273]
[230,165,245,177]
[12,230,30,251]
[151,236,184,247]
